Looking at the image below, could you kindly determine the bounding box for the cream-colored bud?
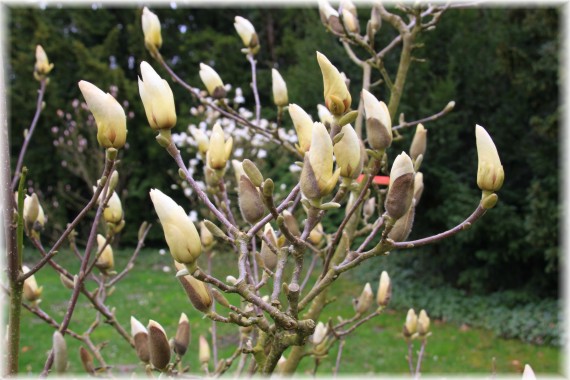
[190,126,209,155]
[288,103,314,154]
[309,223,324,245]
[52,331,68,373]
[363,197,376,219]
[173,313,190,356]
[22,265,43,303]
[317,104,334,127]
[138,61,177,130]
[341,8,359,34]
[174,261,213,313]
[340,0,357,16]
[376,271,391,306]
[444,100,456,113]
[131,316,150,363]
[317,52,352,116]
[403,309,418,337]
[410,124,427,161]
[232,160,246,185]
[417,309,430,335]
[199,63,226,99]
[312,322,328,345]
[207,124,232,170]
[199,222,214,247]
[34,45,54,77]
[334,124,363,179]
[362,89,392,150]
[272,69,288,107]
[148,320,171,370]
[413,172,424,205]
[318,0,343,34]
[300,122,341,200]
[23,194,40,227]
[385,152,415,220]
[234,16,259,50]
[282,210,301,237]
[476,125,504,192]
[150,189,202,266]
[355,282,374,314]
[59,274,74,290]
[259,224,278,270]
[103,191,124,225]
[276,355,287,373]
[388,201,415,242]
[79,80,127,149]
[522,364,536,380]
[238,175,265,224]
[95,234,115,274]
[142,7,162,54]
[199,335,211,365]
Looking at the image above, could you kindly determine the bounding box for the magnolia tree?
[3,2,524,378]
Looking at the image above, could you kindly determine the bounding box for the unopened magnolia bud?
[131,316,150,363]
[410,124,427,161]
[300,122,340,200]
[444,100,455,113]
[139,61,176,131]
[317,52,352,116]
[34,45,54,79]
[59,274,75,290]
[150,189,202,267]
[142,7,162,55]
[148,320,171,370]
[282,210,301,237]
[203,220,227,240]
[199,222,214,247]
[239,175,265,224]
[341,8,359,34]
[242,159,264,187]
[417,309,430,335]
[190,126,210,154]
[388,201,415,242]
[385,153,415,220]
[95,234,115,275]
[199,63,226,99]
[318,0,343,34]
[403,309,417,337]
[231,159,246,185]
[317,104,334,128]
[312,322,328,345]
[334,124,363,179]
[207,124,233,171]
[78,80,127,149]
[272,69,288,107]
[522,364,536,380]
[173,313,190,356]
[52,331,68,373]
[211,288,231,308]
[363,197,376,219]
[481,192,499,209]
[226,275,238,285]
[362,89,392,150]
[199,335,211,365]
[259,224,278,271]
[276,355,287,373]
[369,5,381,35]
[175,261,213,313]
[234,16,259,51]
[103,191,123,226]
[376,271,391,306]
[355,283,374,314]
[413,172,424,205]
[79,346,95,374]
[309,223,324,245]
[23,193,40,227]
[22,265,43,303]
[289,104,314,155]
[476,125,504,192]
[340,0,357,17]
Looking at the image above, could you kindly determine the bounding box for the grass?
[16,246,560,376]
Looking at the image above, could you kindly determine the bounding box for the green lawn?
[17,247,560,376]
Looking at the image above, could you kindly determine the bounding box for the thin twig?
[246,53,261,125]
